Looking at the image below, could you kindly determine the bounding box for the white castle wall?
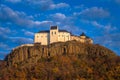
[70,36,80,41]
[34,26,93,45]
[34,33,49,45]
[58,32,70,42]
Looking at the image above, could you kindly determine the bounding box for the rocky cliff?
[5,40,116,67]
[1,40,120,80]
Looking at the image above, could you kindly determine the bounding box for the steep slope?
[0,41,120,80]
[0,60,6,69]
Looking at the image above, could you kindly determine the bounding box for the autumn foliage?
[0,41,120,80]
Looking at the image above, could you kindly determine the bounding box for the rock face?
[2,41,120,80]
[0,60,6,69]
[5,41,115,66]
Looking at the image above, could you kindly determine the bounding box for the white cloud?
[5,0,21,3]
[9,37,33,44]
[0,27,11,35]
[0,43,9,49]
[48,13,80,33]
[21,0,70,10]
[91,21,117,33]
[50,3,70,9]
[81,19,120,54]
[34,21,53,26]
[22,29,34,36]
[0,5,53,28]
[91,21,104,28]
[74,7,110,20]
[50,13,66,20]
[95,33,120,54]
[116,0,120,4]
[82,20,117,34]
[25,32,34,36]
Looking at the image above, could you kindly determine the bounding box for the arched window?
[52,32,53,35]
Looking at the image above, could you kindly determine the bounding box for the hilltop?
[0,41,120,80]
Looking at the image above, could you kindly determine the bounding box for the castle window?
[55,32,56,34]
[37,36,39,38]
[52,32,53,35]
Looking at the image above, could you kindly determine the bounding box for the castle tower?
[50,26,58,44]
[79,32,93,44]
[79,32,87,43]
[80,32,86,39]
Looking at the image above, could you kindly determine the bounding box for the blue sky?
[0,0,120,60]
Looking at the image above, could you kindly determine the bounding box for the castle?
[34,26,93,45]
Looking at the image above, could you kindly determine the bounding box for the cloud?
[91,21,117,33]
[48,13,83,33]
[50,13,66,21]
[33,21,53,27]
[0,43,10,50]
[74,7,110,20]
[0,26,12,43]
[0,27,11,35]
[49,13,74,27]
[81,20,117,33]
[0,5,32,26]
[116,0,120,4]
[9,37,33,45]
[27,0,70,10]
[22,29,34,36]
[84,20,120,54]
[91,21,104,28]
[0,5,53,27]
[9,0,70,10]
[5,0,21,3]
[95,33,120,54]
[49,3,70,9]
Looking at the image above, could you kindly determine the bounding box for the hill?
[0,41,120,80]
